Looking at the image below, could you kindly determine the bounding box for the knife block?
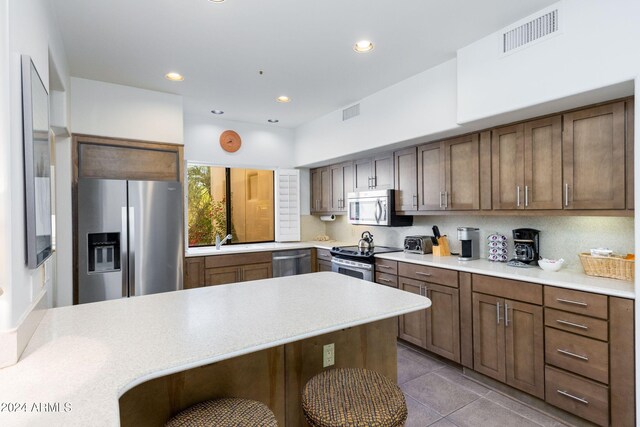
[433,236,451,257]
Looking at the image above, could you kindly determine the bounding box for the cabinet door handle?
[516,186,520,207]
[496,302,502,324]
[418,285,424,296]
[439,191,444,208]
[444,191,448,208]
[525,186,529,207]
[504,303,510,327]
[564,183,570,207]
[557,390,589,405]
[556,319,588,330]
[373,176,377,188]
[415,271,432,277]
[557,348,589,361]
[556,298,588,307]
[413,194,417,207]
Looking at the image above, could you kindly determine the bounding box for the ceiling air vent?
[503,9,559,54]
[342,104,360,121]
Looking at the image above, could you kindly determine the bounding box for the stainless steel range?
[330,245,403,281]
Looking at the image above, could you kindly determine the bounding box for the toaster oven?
[404,236,434,254]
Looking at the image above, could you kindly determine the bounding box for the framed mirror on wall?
[22,55,52,269]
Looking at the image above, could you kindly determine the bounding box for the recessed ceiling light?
[211,110,224,115]
[209,0,225,3]
[165,72,184,82]
[354,40,374,53]
[276,96,291,103]
[268,119,279,123]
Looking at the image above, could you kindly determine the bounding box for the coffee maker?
[507,228,540,268]
[457,227,480,261]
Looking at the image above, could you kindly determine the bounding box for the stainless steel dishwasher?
[272,249,312,277]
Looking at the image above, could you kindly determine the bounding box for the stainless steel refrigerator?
[78,179,183,304]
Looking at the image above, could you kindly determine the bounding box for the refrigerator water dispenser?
[88,232,121,273]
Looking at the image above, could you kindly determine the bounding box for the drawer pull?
[557,390,589,405]
[319,254,330,258]
[415,272,432,277]
[557,348,589,361]
[556,319,588,330]
[378,265,392,269]
[378,278,392,283]
[556,298,588,307]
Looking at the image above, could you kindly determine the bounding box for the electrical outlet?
[323,343,335,367]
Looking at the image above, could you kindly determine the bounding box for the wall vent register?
[502,8,559,53]
[342,104,360,121]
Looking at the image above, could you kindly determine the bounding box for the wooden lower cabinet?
[472,292,544,399]
[185,257,205,289]
[205,266,241,286]
[398,277,427,348]
[242,262,272,281]
[425,283,460,363]
[317,260,332,272]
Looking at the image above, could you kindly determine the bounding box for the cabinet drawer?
[544,308,608,341]
[544,287,608,319]
[398,263,458,288]
[545,366,609,427]
[545,328,609,384]
[316,248,332,262]
[375,272,398,288]
[205,251,272,269]
[375,259,398,275]
[472,274,542,305]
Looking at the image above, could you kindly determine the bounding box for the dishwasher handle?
[272,253,310,261]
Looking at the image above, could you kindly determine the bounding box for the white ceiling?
[52,0,558,128]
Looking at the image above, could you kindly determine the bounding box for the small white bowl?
[538,258,564,272]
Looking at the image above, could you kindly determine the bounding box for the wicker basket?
[579,253,634,281]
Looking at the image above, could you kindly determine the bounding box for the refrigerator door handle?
[129,206,135,297]
[121,207,129,298]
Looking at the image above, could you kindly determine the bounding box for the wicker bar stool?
[302,368,407,427]
[165,398,277,427]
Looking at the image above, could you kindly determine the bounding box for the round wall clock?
[220,130,242,153]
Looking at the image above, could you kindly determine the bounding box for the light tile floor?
[397,343,574,427]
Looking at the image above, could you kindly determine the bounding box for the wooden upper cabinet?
[310,168,322,213]
[394,147,418,211]
[330,164,344,212]
[492,124,524,210]
[524,116,563,210]
[352,153,393,192]
[563,102,626,209]
[418,142,445,211]
[444,134,480,210]
[372,153,394,190]
[626,100,634,210]
[492,117,562,211]
[353,158,373,192]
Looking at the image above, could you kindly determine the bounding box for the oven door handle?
[331,257,373,271]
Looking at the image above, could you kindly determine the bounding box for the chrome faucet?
[215,234,233,250]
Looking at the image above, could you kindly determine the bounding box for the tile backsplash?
[312,215,634,270]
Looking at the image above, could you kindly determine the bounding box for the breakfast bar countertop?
[375,252,635,299]
[0,272,429,427]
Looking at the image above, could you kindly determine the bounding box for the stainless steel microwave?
[347,190,413,227]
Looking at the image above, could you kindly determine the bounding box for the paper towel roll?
[320,215,336,222]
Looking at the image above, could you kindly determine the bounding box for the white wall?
[70,77,183,144]
[294,59,459,167]
[184,109,295,168]
[457,0,640,123]
[0,0,70,367]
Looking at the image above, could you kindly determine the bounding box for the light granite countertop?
[375,252,635,299]
[0,272,429,427]
[185,240,357,257]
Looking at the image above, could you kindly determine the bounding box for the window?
[187,164,275,247]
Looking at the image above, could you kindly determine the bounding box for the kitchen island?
[0,272,429,426]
